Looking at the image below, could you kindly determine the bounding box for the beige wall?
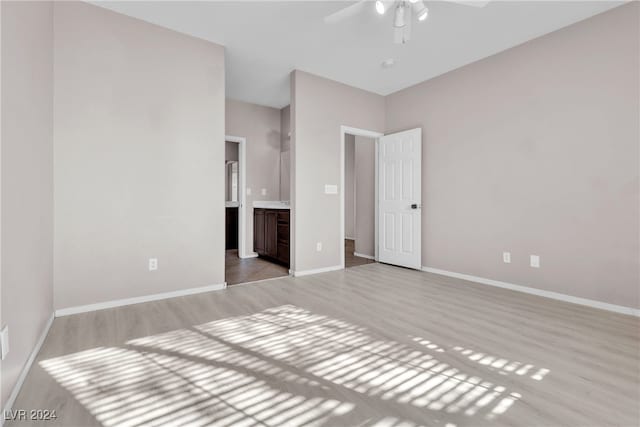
[281,105,291,152]
[386,3,639,308]
[280,105,291,200]
[225,99,281,254]
[345,134,356,239]
[344,133,376,257]
[289,74,298,269]
[225,142,238,202]
[354,136,375,258]
[291,70,385,272]
[53,2,226,310]
[225,141,239,162]
[1,0,54,409]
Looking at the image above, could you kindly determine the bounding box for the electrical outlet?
[1,325,9,360]
[149,258,158,271]
[530,255,540,268]
[316,242,322,252]
[503,252,511,263]
[261,188,267,196]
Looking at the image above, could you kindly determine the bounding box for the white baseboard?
[55,282,227,317]
[2,313,54,426]
[293,265,343,277]
[240,252,258,259]
[422,266,640,317]
[353,252,375,260]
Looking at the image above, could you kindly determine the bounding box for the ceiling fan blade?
[324,0,369,24]
[444,0,492,7]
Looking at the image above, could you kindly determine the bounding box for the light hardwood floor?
[8,264,639,426]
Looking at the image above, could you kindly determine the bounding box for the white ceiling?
[94,1,623,109]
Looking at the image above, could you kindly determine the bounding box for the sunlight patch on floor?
[448,344,550,381]
[40,305,547,426]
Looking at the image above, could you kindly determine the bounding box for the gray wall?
[344,134,376,256]
[225,141,239,162]
[53,2,226,310]
[345,134,356,239]
[280,105,291,200]
[225,98,281,254]
[280,105,291,152]
[225,142,239,202]
[1,0,54,409]
[385,3,639,308]
[354,136,375,258]
[291,70,385,272]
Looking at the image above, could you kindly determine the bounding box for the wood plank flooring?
[225,249,288,285]
[8,263,639,426]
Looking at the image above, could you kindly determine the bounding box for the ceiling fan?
[324,0,491,44]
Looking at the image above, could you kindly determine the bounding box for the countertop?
[253,201,290,210]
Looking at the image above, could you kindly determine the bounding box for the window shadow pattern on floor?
[39,305,548,426]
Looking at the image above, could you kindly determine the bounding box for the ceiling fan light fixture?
[394,3,406,28]
[413,0,429,21]
[375,0,386,15]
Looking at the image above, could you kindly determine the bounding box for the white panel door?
[378,128,422,269]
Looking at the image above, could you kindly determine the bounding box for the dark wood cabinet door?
[265,210,278,258]
[254,208,265,254]
[277,242,289,265]
[253,208,289,267]
[276,211,290,264]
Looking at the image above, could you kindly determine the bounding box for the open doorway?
[224,134,289,285]
[342,127,383,268]
[224,137,244,259]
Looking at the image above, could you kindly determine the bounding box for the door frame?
[225,135,248,258]
[340,126,384,269]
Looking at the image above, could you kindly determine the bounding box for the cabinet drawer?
[277,211,289,223]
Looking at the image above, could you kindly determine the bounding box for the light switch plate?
[261,188,267,196]
[503,252,511,263]
[324,184,338,194]
[1,325,9,360]
[530,255,540,268]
